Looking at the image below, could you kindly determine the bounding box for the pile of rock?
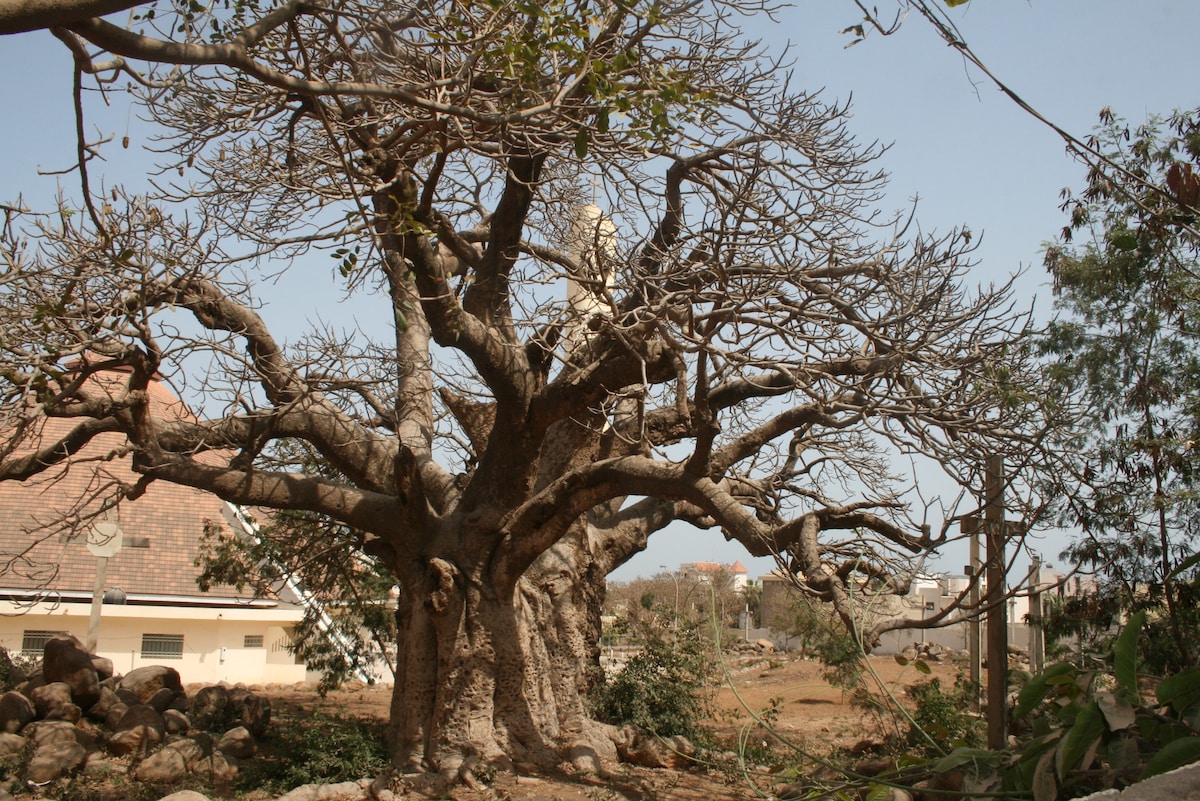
[728,639,778,655]
[0,634,271,788]
[897,642,958,664]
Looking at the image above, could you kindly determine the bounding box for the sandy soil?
[261,652,964,801]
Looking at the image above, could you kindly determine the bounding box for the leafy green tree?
[1042,108,1200,673]
[741,579,762,629]
[197,508,398,693]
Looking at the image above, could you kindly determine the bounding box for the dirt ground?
[262,652,963,801]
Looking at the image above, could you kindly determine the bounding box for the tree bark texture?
[389,527,613,776]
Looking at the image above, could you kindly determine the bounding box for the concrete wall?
[0,601,307,686]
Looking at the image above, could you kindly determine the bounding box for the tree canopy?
[1042,108,1200,673]
[0,0,1068,774]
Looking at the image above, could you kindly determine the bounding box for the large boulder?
[240,693,271,738]
[86,685,121,722]
[188,685,230,731]
[157,792,213,801]
[0,690,34,733]
[103,701,129,731]
[107,725,162,757]
[25,739,87,784]
[614,727,695,769]
[90,655,114,682]
[204,750,239,783]
[42,635,100,709]
[30,681,79,722]
[113,703,164,735]
[24,720,79,749]
[133,742,189,784]
[147,686,179,714]
[163,708,191,734]
[0,733,23,759]
[217,726,256,759]
[107,704,165,757]
[166,737,209,770]
[118,665,183,704]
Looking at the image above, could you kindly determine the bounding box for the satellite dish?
[87,521,124,558]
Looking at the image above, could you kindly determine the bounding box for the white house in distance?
[0,365,309,686]
[679,560,749,591]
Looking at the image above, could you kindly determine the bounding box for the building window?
[243,635,264,648]
[21,630,58,656]
[141,634,184,660]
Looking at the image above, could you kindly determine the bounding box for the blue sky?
[2,1,1199,582]
[616,1,1200,580]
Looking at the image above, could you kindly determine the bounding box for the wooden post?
[962,515,982,713]
[985,455,1007,750]
[1029,555,1045,674]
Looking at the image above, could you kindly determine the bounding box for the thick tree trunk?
[387,528,615,777]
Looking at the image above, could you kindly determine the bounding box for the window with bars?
[243,635,264,648]
[21,630,58,655]
[141,634,184,660]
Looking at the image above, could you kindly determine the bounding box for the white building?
[0,366,310,686]
[679,560,749,591]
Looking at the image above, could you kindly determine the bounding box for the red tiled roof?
[0,370,258,602]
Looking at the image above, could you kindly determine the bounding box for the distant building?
[679,560,749,591]
[0,365,310,685]
[758,566,1088,655]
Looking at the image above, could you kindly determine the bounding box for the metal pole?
[85,556,108,654]
[985,454,1008,750]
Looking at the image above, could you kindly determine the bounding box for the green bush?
[906,676,983,754]
[243,711,388,793]
[590,627,715,741]
[788,598,865,695]
[0,647,33,693]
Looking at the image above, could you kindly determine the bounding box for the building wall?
[758,571,1059,657]
[0,601,307,686]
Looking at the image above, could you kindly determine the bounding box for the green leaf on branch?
[1156,668,1200,723]
[1056,701,1104,779]
[1017,662,1077,720]
[1167,550,1200,579]
[1110,232,1139,251]
[1143,735,1200,778]
[1113,610,1145,699]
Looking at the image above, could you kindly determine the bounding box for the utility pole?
[86,521,124,654]
[984,455,1007,750]
[962,516,982,713]
[1029,555,1045,674]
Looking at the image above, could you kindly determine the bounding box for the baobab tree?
[0,0,1066,779]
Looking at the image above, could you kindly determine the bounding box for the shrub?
[0,647,33,693]
[590,627,715,742]
[243,711,388,793]
[906,676,983,753]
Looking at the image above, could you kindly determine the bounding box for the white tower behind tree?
[564,204,617,352]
